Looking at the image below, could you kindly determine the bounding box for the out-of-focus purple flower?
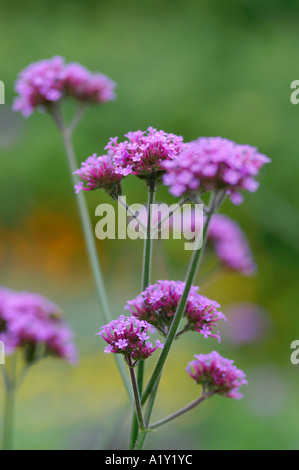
[105,127,184,180]
[96,315,163,366]
[13,56,65,117]
[125,280,225,341]
[208,214,257,275]
[222,303,272,345]
[63,62,116,103]
[13,56,116,117]
[0,287,78,364]
[163,137,271,204]
[74,153,122,197]
[171,211,256,276]
[186,351,247,399]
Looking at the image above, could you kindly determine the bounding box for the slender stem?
[149,393,211,429]
[68,102,86,134]
[128,363,145,433]
[2,355,17,450]
[141,182,156,291]
[3,384,15,450]
[117,197,147,233]
[142,193,217,405]
[134,429,148,450]
[134,374,162,450]
[51,107,133,402]
[130,182,156,449]
[135,193,217,449]
[63,130,133,401]
[61,128,111,323]
[138,183,156,392]
[151,197,185,238]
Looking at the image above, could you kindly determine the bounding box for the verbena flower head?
[96,315,163,366]
[0,287,77,364]
[186,351,247,399]
[105,127,184,180]
[13,56,116,117]
[125,280,225,341]
[163,137,271,204]
[13,56,65,117]
[63,62,116,103]
[74,153,122,197]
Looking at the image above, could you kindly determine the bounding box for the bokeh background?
[1,0,299,450]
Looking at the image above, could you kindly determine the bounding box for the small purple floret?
[186,351,247,399]
[125,280,225,341]
[96,315,163,366]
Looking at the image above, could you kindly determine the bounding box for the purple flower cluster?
[74,154,122,197]
[163,137,271,204]
[105,127,184,179]
[125,280,225,341]
[96,315,163,366]
[186,351,247,399]
[75,127,184,195]
[0,287,77,364]
[13,56,116,117]
[208,214,257,275]
[63,62,116,103]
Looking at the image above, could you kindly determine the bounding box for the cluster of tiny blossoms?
[163,137,271,204]
[96,315,163,366]
[186,351,247,399]
[75,127,185,195]
[13,56,116,117]
[74,154,122,197]
[105,127,184,179]
[125,280,225,341]
[0,287,77,364]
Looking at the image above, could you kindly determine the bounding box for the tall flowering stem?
[128,358,146,432]
[2,356,17,450]
[131,180,156,448]
[141,192,221,406]
[142,180,156,292]
[50,107,133,402]
[130,193,221,449]
[138,180,156,390]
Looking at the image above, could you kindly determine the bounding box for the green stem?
[62,129,133,401]
[141,181,156,291]
[51,108,133,402]
[61,128,111,323]
[135,193,218,449]
[2,355,17,450]
[128,362,145,432]
[134,428,148,450]
[130,181,156,448]
[141,194,217,406]
[134,374,161,449]
[151,197,185,237]
[117,196,147,233]
[149,393,210,429]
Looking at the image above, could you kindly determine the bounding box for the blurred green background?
[1,0,299,450]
